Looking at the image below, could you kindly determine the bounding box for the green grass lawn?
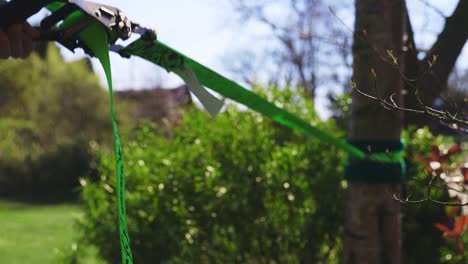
[0,200,104,264]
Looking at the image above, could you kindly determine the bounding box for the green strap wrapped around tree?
[119,39,405,165]
[345,139,406,183]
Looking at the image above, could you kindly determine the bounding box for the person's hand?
[0,22,39,59]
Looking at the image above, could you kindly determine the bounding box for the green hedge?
[79,88,346,263]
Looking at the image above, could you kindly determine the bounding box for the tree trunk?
[344,0,405,263]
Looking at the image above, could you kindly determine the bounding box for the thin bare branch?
[416,0,447,18]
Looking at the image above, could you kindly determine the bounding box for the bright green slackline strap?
[81,25,134,264]
[47,6,135,263]
[119,40,405,164]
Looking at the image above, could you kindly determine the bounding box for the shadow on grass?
[0,188,81,206]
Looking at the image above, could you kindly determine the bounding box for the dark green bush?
[0,44,126,197]
[0,141,94,197]
[79,87,346,263]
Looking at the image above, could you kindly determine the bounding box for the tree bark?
[344,0,405,263]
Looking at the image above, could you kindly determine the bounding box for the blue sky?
[54,0,467,117]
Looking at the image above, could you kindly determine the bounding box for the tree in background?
[345,0,466,263]
[351,1,467,130]
[344,0,405,263]
[403,0,467,126]
[230,0,467,128]
[230,0,352,100]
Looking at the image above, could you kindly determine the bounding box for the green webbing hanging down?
[47,7,135,262]
[80,25,134,264]
[119,39,404,164]
[45,4,134,262]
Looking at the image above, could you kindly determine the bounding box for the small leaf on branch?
[386,49,398,65]
[371,68,377,78]
[428,54,438,68]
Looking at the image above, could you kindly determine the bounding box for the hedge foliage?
[79,87,346,263]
